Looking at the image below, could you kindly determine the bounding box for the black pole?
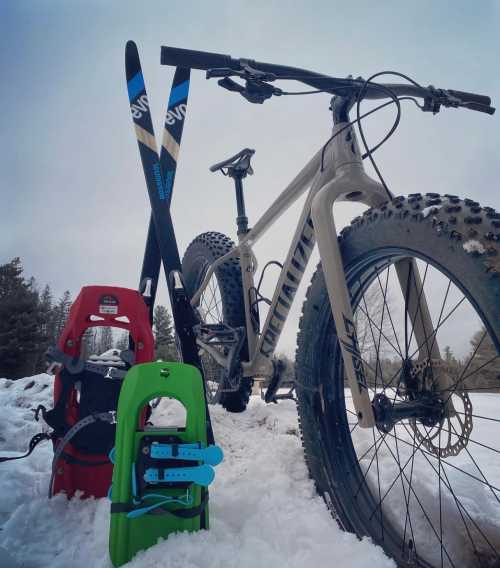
[234,175,248,235]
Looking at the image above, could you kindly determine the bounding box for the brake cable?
[211,65,432,201]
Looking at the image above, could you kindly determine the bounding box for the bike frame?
[191,119,439,428]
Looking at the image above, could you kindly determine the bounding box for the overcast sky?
[1,1,499,356]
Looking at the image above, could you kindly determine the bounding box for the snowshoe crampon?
[109,361,222,567]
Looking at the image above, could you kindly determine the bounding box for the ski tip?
[126,40,137,53]
[125,40,142,83]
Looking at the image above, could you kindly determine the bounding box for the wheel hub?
[373,358,474,458]
[372,392,445,434]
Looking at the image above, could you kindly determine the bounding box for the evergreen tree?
[97,326,114,354]
[40,285,56,345]
[34,284,55,370]
[0,258,45,378]
[443,345,459,368]
[467,327,499,390]
[115,331,129,351]
[81,327,99,360]
[153,305,177,361]
[53,290,72,342]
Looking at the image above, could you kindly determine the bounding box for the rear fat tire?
[182,231,253,413]
[296,193,500,566]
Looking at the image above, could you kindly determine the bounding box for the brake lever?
[207,62,277,82]
[218,77,282,104]
[218,77,245,93]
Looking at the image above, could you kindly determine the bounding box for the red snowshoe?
[41,286,154,499]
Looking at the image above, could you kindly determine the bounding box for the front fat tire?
[182,231,252,413]
[296,193,500,566]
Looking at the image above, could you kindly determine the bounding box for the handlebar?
[447,89,491,107]
[160,46,495,115]
[161,46,236,70]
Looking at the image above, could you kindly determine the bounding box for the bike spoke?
[448,419,500,506]
[374,433,457,567]
[395,422,419,561]
[406,261,430,354]
[375,265,404,358]
[382,428,500,493]
[356,302,404,363]
[436,330,491,411]
[399,422,498,560]
[383,294,468,391]
[447,353,499,388]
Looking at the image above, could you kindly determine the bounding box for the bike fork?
[311,122,443,428]
[311,163,380,427]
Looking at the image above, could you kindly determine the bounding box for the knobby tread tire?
[182,231,252,413]
[295,193,500,566]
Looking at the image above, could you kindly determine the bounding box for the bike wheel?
[296,194,500,567]
[182,231,253,412]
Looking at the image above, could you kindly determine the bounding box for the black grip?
[161,46,236,70]
[460,101,496,115]
[447,89,491,107]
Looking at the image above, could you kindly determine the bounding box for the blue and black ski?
[125,41,199,366]
[133,50,191,323]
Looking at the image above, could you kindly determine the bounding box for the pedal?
[195,323,246,378]
[261,358,296,403]
[272,386,296,402]
[197,323,240,345]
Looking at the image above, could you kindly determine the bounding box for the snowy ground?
[348,394,500,567]
[0,375,395,568]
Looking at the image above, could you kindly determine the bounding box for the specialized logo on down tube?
[260,217,315,357]
[340,314,368,393]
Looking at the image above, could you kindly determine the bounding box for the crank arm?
[196,339,229,368]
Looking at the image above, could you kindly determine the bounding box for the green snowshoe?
[109,361,223,567]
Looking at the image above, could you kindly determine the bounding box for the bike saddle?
[209,148,255,176]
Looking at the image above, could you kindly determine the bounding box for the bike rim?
[329,248,500,567]
[197,264,225,403]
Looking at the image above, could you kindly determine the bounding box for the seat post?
[209,148,255,236]
[232,173,249,235]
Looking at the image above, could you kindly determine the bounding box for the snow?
[348,393,500,567]
[0,375,395,568]
[422,205,442,218]
[463,239,486,254]
[89,349,126,366]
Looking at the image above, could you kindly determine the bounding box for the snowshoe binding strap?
[144,464,215,486]
[48,411,116,498]
[0,432,52,463]
[110,435,220,519]
[111,489,209,519]
[149,442,223,466]
[46,346,128,380]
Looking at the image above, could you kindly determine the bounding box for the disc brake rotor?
[408,360,473,458]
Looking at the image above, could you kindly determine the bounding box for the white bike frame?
[191,121,439,428]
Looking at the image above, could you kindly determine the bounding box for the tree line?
[0,258,176,379]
